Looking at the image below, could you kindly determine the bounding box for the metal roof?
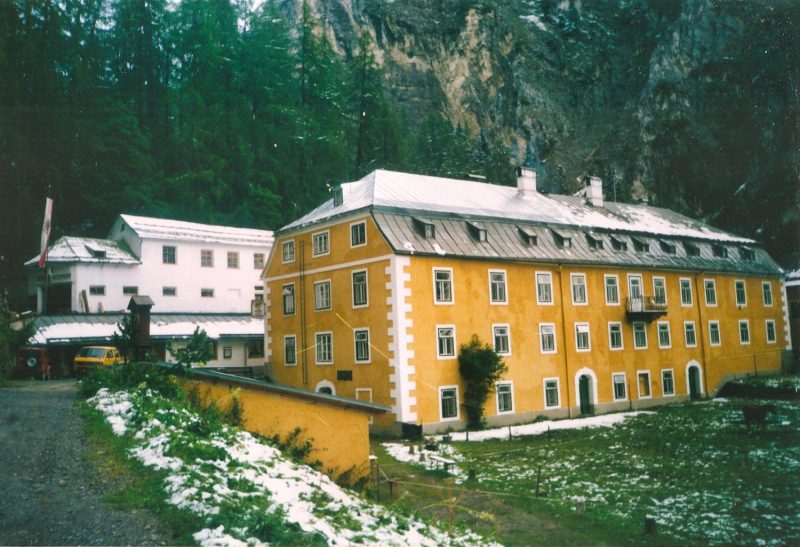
[28,313,264,346]
[25,236,140,266]
[119,214,274,247]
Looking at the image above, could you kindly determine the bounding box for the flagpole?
[38,197,54,314]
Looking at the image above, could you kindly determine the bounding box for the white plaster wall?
[165,339,264,367]
[73,263,142,312]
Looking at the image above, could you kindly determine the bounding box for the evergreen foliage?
[167,327,215,368]
[458,335,507,430]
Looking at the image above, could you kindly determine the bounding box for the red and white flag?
[38,197,53,268]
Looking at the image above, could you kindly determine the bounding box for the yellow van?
[73,346,123,376]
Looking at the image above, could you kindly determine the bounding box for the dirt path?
[0,380,167,546]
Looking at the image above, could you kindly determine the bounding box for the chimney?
[586,176,604,207]
[333,185,344,207]
[516,167,537,197]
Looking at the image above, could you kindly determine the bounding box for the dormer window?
[517,226,538,246]
[412,217,435,239]
[467,221,487,242]
[551,229,571,248]
[740,247,755,261]
[85,245,107,259]
[631,237,649,253]
[712,244,728,258]
[659,240,676,254]
[586,233,604,251]
[610,236,627,252]
[684,242,701,257]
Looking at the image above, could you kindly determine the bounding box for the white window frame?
[162,245,176,264]
[313,280,332,311]
[439,385,460,421]
[574,322,591,352]
[352,269,369,308]
[543,377,561,409]
[637,370,652,399]
[433,267,454,305]
[633,322,648,349]
[679,278,693,307]
[708,320,721,346]
[684,321,698,348]
[493,324,511,355]
[612,372,627,401]
[354,328,371,363]
[254,253,265,269]
[653,276,667,305]
[227,251,239,269]
[436,325,456,360]
[315,331,333,365]
[282,283,295,315]
[765,319,777,344]
[704,279,717,307]
[762,281,773,307]
[570,273,588,305]
[536,271,554,305]
[201,249,214,268]
[282,240,296,263]
[496,381,514,414]
[312,230,330,257]
[657,321,671,349]
[539,323,557,354]
[661,369,675,397]
[627,273,644,300]
[350,220,367,248]
[283,335,297,366]
[604,274,620,305]
[738,319,750,345]
[489,269,508,305]
[734,279,747,306]
[608,322,623,351]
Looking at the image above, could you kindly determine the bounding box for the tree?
[0,289,33,382]
[113,312,143,363]
[167,327,214,368]
[458,335,507,430]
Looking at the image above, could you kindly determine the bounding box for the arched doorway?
[685,360,703,400]
[574,367,598,416]
[315,380,335,396]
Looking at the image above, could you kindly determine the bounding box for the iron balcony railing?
[625,296,668,316]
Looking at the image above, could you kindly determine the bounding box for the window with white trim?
[575,323,590,352]
[684,321,697,347]
[493,325,510,355]
[628,274,643,300]
[312,231,329,256]
[605,275,619,305]
[662,369,675,396]
[657,321,671,349]
[434,269,453,303]
[536,272,553,304]
[496,382,513,413]
[354,329,370,362]
[709,321,721,346]
[653,277,667,305]
[637,371,651,399]
[762,282,773,306]
[440,387,459,420]
[766,320,776,344]
[350,221,366,247]
[282,240,295,262]
[314,280,331,311]
[704,279,717,306]
[254,253,264,269]
[227,251,239,269]
[437,326,455,358]
[571,274,587,305]
[544,378,560,409]
[539,323,556,354]
[738,320,750,344]
[315,332,333,364]
[352,270,368,307]
[284,335,297,365]
[633,322,647,349]
[489,271,507,304]
[223,346,232,359]
[608,322,623,350]
[612,373,627,401]
[680,278,692,306]
[282,284,295,315]
[735,280,747,306]
[201,249,213,267]
[162,245,176,264]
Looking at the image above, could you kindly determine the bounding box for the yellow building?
[264,169,792,434]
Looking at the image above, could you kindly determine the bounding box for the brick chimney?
[516,167,537,197]
[127,295,154,348]
[585,176,604,207]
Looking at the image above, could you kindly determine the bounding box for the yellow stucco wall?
[179,375,376,480]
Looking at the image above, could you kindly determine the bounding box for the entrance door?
[628,275,643,311]
[579,375,593,415]
[688,366,701,400]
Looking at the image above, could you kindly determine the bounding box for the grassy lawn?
[378,398,800,545]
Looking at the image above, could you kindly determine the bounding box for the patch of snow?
[520,13,547,31]
[432,243,447,256]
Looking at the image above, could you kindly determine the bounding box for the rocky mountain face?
[276,0,799,266]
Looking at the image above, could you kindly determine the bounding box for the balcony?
[625,296,667,321]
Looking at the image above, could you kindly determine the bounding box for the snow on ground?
[89,387,497,547]
[382,442,464,478]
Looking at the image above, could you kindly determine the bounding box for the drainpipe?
[557,264,572,417]
[692,272,711,397]
[300,240,308,385]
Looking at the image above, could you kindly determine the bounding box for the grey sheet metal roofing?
[24,236,140,266]
[119,214,274,246]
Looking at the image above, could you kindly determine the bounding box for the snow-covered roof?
[118,214,274,247]
[282,170,753,244]
[28,313,263,346]
[24,236,140,266]
[786,268,800,287]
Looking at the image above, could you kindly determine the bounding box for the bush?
[459,335,507,430]
[77,362,181,400]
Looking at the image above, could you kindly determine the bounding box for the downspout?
[300,240,308,386]
[692,272,711,396]
[557,264,572,417]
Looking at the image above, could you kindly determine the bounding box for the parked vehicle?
[15,347,52,380]
[73,346,123,376]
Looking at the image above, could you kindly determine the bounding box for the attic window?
[412,217,435,239]
[466,221,488,242]
[631,237,649,253]
[610,236,628,252]
[659,240,676,255]
[740,247,755,261]
[712,244,728,258]
[332,186,343,207]
[684,242,701,257]
[85,245,107,259]
[517,226,538,246]
[551,229,572,249]
[586,233,604,251]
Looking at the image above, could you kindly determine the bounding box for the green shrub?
[459,335,507,430]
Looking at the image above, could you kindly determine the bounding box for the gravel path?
[0,380,168,546]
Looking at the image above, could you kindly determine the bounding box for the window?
[248,340,264,358]
[315,332,333,364]
[201,249,213,267]
[612,373,627,401]
[766,320,776,344]
[89,285,105,296]
[536,272,553,304]
[740,247,755,260]
[586,232,604,250]
[350,221,366,247]
[354,329,370,362]
[680,278,693,306]
[735,280,747,306]
[254,253,264,269]
[610,236,628,251]
[489,271,507,304]
[517,226,538,246]
[437,326,456,358]
[352,270,368,307]
[704,279,717,306]
[659,240,676,254]
[539,323,556,354]
[637,371,651,399]
[739,320,750,345]
[551,229,571,248]
[684,321,697,347]
[312,231,330,256]
[122,286,138,295]
[496,382,513,413]
[162,286,177,297]
[709,321,721,346]
[440,387,459,420]
[631,237,649,253]
[633,322,647,349]
[284,335,297,365]
[544,378,560,409]
[282,284,295,315]
[608,322,623,350]
[662,369,675,396]
[657,321,671,349]
[201,288,214,298]
[628,275,643,300]
[653,277,667,305]
[413,217,436,239]
[282,240,295,263]
[762,282,773,306]
[571,274,587,305]
[467,221,488,242]
[314,281,332,311]
[684,242,700,257]
[227,251,239,269]
[605,275,619,305]
[223,346,232,359]
[493,325,510,355]
[575,323,590,352]
[434,269,453,304]
[712,244,728,258]
[162,245,176,264]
